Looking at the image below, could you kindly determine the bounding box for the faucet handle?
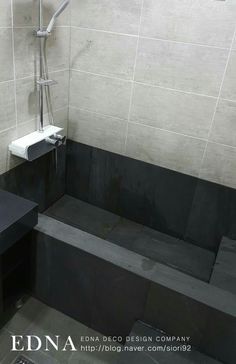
[53,134,66,144]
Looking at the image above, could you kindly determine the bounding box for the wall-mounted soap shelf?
[9,125,64,161]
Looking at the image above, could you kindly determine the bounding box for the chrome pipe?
[38,0,44,132]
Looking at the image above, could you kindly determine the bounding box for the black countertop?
[0,190,38,254]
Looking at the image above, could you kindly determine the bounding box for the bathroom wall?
[68,0,236,190]
[0,0,70,175]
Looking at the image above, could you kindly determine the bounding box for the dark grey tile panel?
[34,215,236,363]
[0,145,66,212]
[118,321,222,364]
[32,221,150,337]
[107,218,215,281]
[91,258,149,337]
[0,190,38,254]
[44,195,215,281]
[45,195,120,239]
[210,237,236,295]
[66,140,197,242]
[66,140,236,252]
[144,283,236,364]
[35,215,236,319]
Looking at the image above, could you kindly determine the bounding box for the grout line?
[10,0,18,130]
[0,66,228,102]
[69,105,127,122]
[70,68,132,83]
[70,25,139,38]
[70,25,231,51]
[0,68,70,85]
[0,125,16,135]
[68,105,236,151]
[123,0,144,155]
[11,25,70,29]
[198,23,236,178]
[0,106,68,136]
[139,35,230,50]
[123,0,145,154]
[132,81,218,99]
[70,69,219,99]
[128,120,207,142]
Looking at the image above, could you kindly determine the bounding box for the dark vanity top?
[0,190,38,254]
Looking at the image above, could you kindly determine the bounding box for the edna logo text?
[11,335,77,352]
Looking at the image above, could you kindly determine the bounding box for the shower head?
[46,0,70,34]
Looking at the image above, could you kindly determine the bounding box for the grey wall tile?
[44,27,70,71]
[0,81,16,132]
[140,0,236,48]
[70,71,132,119]
[131,83,216,138]
[13,27,38,79]
[13,0,70,27]
[0,128,20,175]
[70,0,142,35]
[221,51,236,101]
[70,28,137,80]
[14,27,70,79]
[0,28,14,82]
[68,107,126,154]
[53,108,69,136]
[210,99,236,147]
[0,0,12,27]
[47,70,70,110]
[16,71,69,125]
[16,76,38,124]
[135,38,228,96]
[200,142,236,189]
[126,122,206,177]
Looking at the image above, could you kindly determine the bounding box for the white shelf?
[9,125,63,160]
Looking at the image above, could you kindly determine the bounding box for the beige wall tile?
[131,83,216,138]
[135,38,228,96]
[0,81,16,132]
[141,0,236,48]
[71,0,142,35]
[71,28,137,80]
[70,71,132,120]
[69,107,126,154]
[126,122,206,177]
[0,0,12,27]
[0,29,14,82]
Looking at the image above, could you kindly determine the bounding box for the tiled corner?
[210,99,236,147]
[221,50,236,101]
[200,142,236,189]
[68,107,126,154]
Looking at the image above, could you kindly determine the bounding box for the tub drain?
[14,356,35,364]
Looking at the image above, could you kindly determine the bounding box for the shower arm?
[36,0,69,37]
